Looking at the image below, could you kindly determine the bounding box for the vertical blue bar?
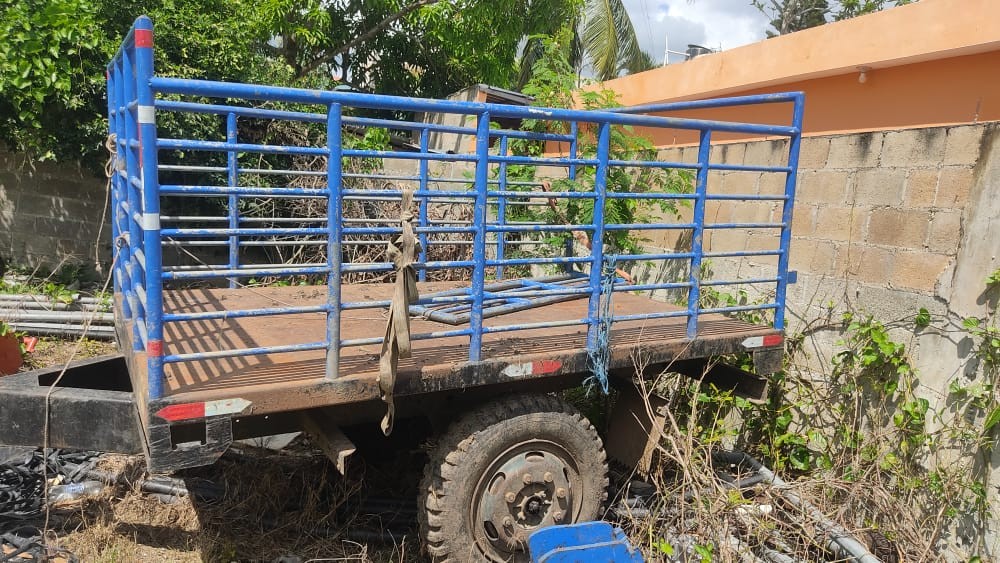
[469,112,491,362]
[134,16,165,400]
[121,49,140,338]
[226,112,239,288]
[586,123,611,349]
[106,67,121,297]
[325,103,344,379]
[495,135,508,280]
[568,122,579,182]
[773,94,804,331]
[685,130,713,339]
[566,122,579,275]
[417,128,429,282]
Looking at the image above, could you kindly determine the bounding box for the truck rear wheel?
[419,394,609,562]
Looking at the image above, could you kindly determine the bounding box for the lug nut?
[543,472,554,483]
[522,473,533,484]
[555,487,567,499]
[503,517,513,527]
[505,492,517,503]
[552,511,564,521]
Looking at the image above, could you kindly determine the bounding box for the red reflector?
[134,29,153,48]
[156,402,205,421]
[762,335,784,347]
[532,360,562,374]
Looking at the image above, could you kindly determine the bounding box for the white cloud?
[624,0,770,64]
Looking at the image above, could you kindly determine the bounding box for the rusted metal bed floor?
[154,282,776,403]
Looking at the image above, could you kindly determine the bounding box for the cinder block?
[797,137,830,169]
[709,229,747,253]
[704,200,733,224]
[797,170,849,204]
[826,132,883,169]
[744,139,789,167]
[926,211,963,254]
[943,125,986,166]
[853,169,904,206]
[730,201,774,224]
[935,166,975,208]
[809,240,839,275]
[815,206,865,242]
[720,172,758,195]
[789,237,816,271]
[891,251,951,293]
[705,169,724,192]
[31,216,86,240]
[791,204,816,236]
[905,168,939,207]
[867,209,930,249]
[710,143,745,166]
[746,231,780,252]
[832,242,862,277]
[847,246,893,285]
[880,128,946,168]
[758,170,788,196]
[656,147,686,163]
[792,238,837,275]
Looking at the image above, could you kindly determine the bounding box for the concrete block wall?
[649,122,1000,554]
[0,149,111,270]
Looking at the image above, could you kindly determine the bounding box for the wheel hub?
[473,442,579,559]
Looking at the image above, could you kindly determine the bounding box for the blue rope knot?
[586,255,617,394]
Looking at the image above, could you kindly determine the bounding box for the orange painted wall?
[570,0,1000,149]
[627,50,1000,147]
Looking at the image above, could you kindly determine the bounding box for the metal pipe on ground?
[8,323,115,339]
[713,450,881,563]
[0,294,104,305]
[0,311,114,323]
[0,301,109,312]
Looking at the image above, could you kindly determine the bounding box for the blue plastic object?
[528,521,645,563]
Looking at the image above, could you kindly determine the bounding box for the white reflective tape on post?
[142,213,160,231]
[137,105,156,125]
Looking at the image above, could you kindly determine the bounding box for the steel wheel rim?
[469,439,583,562]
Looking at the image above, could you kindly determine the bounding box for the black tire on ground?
[419,394,609,563]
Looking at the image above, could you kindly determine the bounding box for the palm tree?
[516,0,655,86]
[580,0,651,80]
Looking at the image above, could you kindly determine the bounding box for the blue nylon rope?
[586,255,617,394]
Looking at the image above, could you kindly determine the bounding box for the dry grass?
[54,449,424,562]
[20,337,116,372]
[605,359,976,562]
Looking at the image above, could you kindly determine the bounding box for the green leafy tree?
[256,0,582,98]
[753,0,831,37]
[752,0,917,37]
[0,0,278,164]
[836,0,915,20]
[510,33,693,255]
[0,0,101,159]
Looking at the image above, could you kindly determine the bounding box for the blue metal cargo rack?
[102,16,801,470]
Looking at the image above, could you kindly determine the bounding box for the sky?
[622,0,773,64]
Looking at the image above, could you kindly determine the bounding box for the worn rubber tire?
[419,394,609,563]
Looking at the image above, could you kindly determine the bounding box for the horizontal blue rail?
[108,16,803,403]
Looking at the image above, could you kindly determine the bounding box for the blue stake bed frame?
[0,16,802,474]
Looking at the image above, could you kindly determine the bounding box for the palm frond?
[580,0,643,80]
